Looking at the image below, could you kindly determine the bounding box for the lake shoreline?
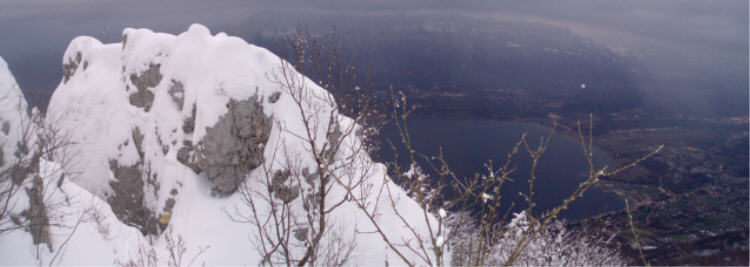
[377,116,627,222]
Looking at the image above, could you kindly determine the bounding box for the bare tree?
[232,25,662,266]
[0,88,94,265]
[323,91,663,266]
[0,88,39,236]
[229,26,378,266]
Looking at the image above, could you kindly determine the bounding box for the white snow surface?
[0,56,30,174]
[0,160,145,266]
[0,24,436,265]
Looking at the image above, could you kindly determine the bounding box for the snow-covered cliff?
[0,24,435,266]
[0,57,30,175]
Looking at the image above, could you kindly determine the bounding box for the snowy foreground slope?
[0,24,435,265]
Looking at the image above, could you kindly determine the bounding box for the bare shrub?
[116,238,157,267]
[229,26,380,266]
[0,87,94,265]
[233,25,662,266]
[115,227,209,267]
[332,92,663,266]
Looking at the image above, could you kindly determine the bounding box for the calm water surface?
[377,118,624,221]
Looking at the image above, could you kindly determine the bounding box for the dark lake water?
[377,118,624,221]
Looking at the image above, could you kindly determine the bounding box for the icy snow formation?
[0,24,435,265]
[0,56,30,175]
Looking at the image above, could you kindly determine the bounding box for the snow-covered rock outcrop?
[0,57,30,175]
[0,24,434,265]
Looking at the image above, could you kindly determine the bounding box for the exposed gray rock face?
[21,176,50,250]
[168,80,185,110]
[195,96,272,194]
[268,92,281,103]
[105,127,161,236]
[2,121,9,135]
[270,169,291,189]
[10,142,39,185]
[177,140,201,173]
[132,127,145,159]
[322,121,342,161]
[154,127,169,155]
[128,63,162,112]
[182,103,196,134]
[62,52,81,83]
[270,169,299,204]
[301,167,316,186]
[107,159,158,236]
[294,227,308,241]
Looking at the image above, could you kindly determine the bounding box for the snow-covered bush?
[449,211,627,266]
[378,95,662,266]
[487,211,627,266]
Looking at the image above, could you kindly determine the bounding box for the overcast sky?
[1,1,745,51]
[0,0,747,109]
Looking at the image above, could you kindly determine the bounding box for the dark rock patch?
[196,96,272,194]
[163,198,176,213]
[270,169,291,191]
[268,92,281,103]
[144,165,159,198]
[2,121,10,135]
[128,63,162,112]
[322,121,342,161]
[294,227,308,241]
[107,128,160,236]
[132,127,145,159]
[168,80,185,111]
[157,197,176,232]
[154,127,168,155]
[128,87,154,111]
[62,52,82,83]
[11,143,39,185]
[130,64,162,91]
[270,169,299,204]
[177,140,201,174]
[107,159,158,236]
[301,167,316,186]
[21,175,51,250]
[182,103,196,134]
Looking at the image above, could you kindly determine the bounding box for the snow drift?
[0,24,435,265]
